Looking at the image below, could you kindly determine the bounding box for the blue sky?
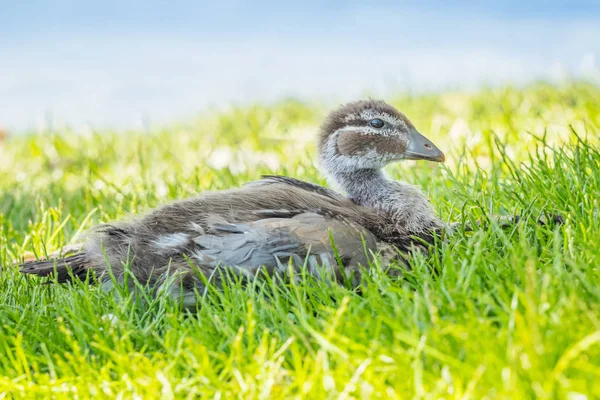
[1,1,599,132]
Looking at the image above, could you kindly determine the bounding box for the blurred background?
[1,0,599,133]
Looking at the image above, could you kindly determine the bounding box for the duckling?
[20,100,446,302]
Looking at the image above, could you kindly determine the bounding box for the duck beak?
[403,129,445,162]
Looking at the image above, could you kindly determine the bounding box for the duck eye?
[369,118,384,128]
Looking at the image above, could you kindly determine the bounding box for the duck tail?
[19,253,92,283]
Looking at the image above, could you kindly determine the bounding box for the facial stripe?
[336,131,408,156]
[334,125,398,137]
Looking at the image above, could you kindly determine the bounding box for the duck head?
[318,99,445,175]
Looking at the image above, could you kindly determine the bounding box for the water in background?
[1,1,599,133]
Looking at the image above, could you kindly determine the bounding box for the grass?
[0,81,599,398]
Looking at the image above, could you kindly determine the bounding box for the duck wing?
[192,210,399,286]
[19,178,379,285]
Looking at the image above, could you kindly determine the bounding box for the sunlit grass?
[0,82,599,398]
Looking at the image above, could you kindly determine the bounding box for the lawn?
[0,82,599,399]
